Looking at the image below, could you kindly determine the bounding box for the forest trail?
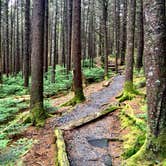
[52,75,124,127]
[53,75,124,166]
[23,75,124,166]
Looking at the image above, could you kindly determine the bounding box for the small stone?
[102,155,112,166]
[103,81,111,87]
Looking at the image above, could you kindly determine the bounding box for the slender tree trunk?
[67,0,72,74]
[21,0,24,72]
[15,0,20,74]
[72,0,85,102]
[24,0,30,87]
[0,0,2,83]
[136,0,144,70]
[124,0,136,91]
[102,1,109,78]
[44,0,48,73]
[115,0,120,73]
[144,0,166,157]
[120,0,127,65]
[5,0,9,76]
[30,0,45,126]
[9,6,13,74]
[51,0,58,83]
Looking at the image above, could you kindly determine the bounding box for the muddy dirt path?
[53,75,125,166]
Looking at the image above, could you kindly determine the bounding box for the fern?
[0,138,35,166]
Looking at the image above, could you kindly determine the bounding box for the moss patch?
[54,128,69,166]
[62,89,85,107]
[117,81,139,103]
[30,103,46,127]
[125,132,166,166]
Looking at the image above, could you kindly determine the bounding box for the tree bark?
[44,0,49,73]
[136,0,144,70]
[66,0,73,74]
[30,0,45,126]
[115,0,120,72]
[144,0,166,156]
[5,0,9,76]
[15,0,20,74]
[51,0,58,83]
[124,0,136,91]
[71,0,85,101]
[120,0,127,65]
[0,0,2,83]
[24,0,30,87]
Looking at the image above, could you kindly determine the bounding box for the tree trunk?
[144,0,166,157]
[66,0,72,74]
[24,0,30,87]
[103,1,109,78]
[5,0,9,76]
[30,0,45,126]
[71,0,85,102]
[51,0,58,83]
[21,0,24,72]
[120,0,127,65]
[136,0,144,70]
[124,0,136,91]
[115,0,120,73]
[0,0,2,83]
[15,0,20,74]
[44,0,48,73]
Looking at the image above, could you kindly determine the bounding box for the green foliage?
[0,138,35,166]
[123,134,146,159]
[0,111,33,165]
[83,67,105,83]
[0,74,28,98]
[44,100,58,115]
[62,90,85,107]
[44,66,72,97]
[0,98,29,123]
[117,81,139,102]
[82,59,96,68]
[120,104,146,161]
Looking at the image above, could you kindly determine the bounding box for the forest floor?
[22,75,125,166]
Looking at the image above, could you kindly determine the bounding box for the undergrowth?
[0,63,106,164]
[0,138,36,166]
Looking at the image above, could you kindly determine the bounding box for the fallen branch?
[54,128,70,166]
[59,103,120,130]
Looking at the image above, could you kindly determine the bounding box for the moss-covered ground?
[119,70,165,166]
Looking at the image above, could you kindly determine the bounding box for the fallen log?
[59,103,120,130]
[55,128,70,166]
